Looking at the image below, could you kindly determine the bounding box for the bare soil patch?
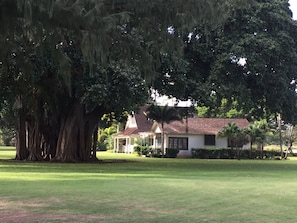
[0,198,106,223]
[1,212,106,223]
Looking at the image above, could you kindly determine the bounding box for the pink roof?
[162,117,249,135]
[115,105,153,137]
[115,106,249,137]
[117,127,138,136]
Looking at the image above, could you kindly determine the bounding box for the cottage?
[113,105,153,153]
[113,106,249,157]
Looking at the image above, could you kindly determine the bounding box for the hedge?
[165,148,179,158]
[191,148,281,159]
[134,146,179,158]
[134,146,152,156]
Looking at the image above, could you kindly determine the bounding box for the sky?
[289,0,297,20]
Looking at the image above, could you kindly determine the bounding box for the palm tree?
[218,122,247,159]
[245,120,268,159]
[146,104,181,157]
[99,125,117,150]
[245,123,262,158]
[254,119,269,159]
[218,122,240,150]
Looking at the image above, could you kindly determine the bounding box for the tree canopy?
[154,0,297,123]
[0,0,248,162]
[1,0,295,162]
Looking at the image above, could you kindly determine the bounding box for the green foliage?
[0,128,15,146]
[98,124,117,151]
[218,122,249,159]
[217,122,242,145]
[82,62,149,113]
[146,104,181,157]
[133,145,152,156]
[165,148,179,158]
[0,130,2,146]
[97,142,107,151]
[192,148,234,159]
[181,0,297,123]
[0,103,16,146]
[133,146,179,158]
[146,104,181,124]
[191,148,280,159]
[245,120,268,146]
[152,148,162,158]
[153,53,190,100]
[196,99,245,118]
[0,0,254,162]
[196,106,209,117]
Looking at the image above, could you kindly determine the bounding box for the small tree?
[233,131,250,160]
[218,122,248,159]
[283,124,297,159]
[0,128,15,146]
[146,104,181,158]
[217,122,240,151]
[244,120,268,159]
[98,125,117,151]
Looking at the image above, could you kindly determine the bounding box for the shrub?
[165,148,179,158]
[192,148,234,159]
[152,148,162,158]
[97,142,107,151]
[134,145,152,157]
[262,150,281,159]
[0,128,15,146]
[134,146,142,156]
[191,148,281,159]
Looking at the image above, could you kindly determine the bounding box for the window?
[168,137,188,150]
[204,135,215,146]
[155,137,161,147]
[141,136,154,146]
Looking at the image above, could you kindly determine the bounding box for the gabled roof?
[114,105,250,137]
[114,105,153,137]
[160,117,249,135]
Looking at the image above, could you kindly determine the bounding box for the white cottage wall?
[188,135,204,149]
[165,134,232,157]
[216,137,228,148]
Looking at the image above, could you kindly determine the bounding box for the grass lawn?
[1,146,297,222]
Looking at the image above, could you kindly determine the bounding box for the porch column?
[115,138,119,153]
[114,138,117,153]
[125,137,130,153]
[164,133,167,149]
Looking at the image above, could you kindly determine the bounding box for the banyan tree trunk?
[26,120,44,161]
[15,98,100,162]
[91,125,99,161]
[15,107,28,160]
[54,101,99,162]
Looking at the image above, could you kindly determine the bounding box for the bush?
[262,150,281,159]
[0,128,15,146]
[192,148,234,159]
[134,145,152,156]
[191,148,281,159]
[165,148,179,158]
[134,147,179,158]
[97,142,107,151]
[152,148,162,158]
[134,145,142,156]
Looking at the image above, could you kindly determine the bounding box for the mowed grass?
[1,146,297,222]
